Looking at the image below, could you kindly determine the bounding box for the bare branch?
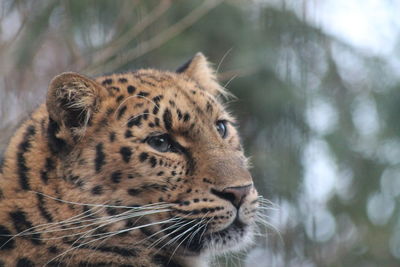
[90,0,172,68]
[85,0,223,74]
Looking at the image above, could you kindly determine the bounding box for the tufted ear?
[176,52,227,96]
[46,72,106,137]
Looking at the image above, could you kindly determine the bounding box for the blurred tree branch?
[84,0,223,74]
[90,0,172,68]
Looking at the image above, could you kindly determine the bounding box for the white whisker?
[32,191,175,210]
[50,208,172,265]
[0,204,106,249]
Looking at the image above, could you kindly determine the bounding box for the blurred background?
[1,0,400,266]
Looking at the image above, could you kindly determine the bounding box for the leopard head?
[46,53,259,261]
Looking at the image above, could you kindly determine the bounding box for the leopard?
[0,53,259,267]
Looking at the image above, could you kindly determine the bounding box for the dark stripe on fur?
[47,118,67,153]
[36,193,53,222]
[40,157,55,184]
[95,143,106,172]
[17,125,36,190]
[0,225,15,250]
[163,109,173,131]
[111,171,122,183]
[9,210,42,245]
[127,115,142,128]
[120,147,132,163]
[16,258,35,267]
[117,105,127,120]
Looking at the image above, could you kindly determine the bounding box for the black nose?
[211,184,252,208]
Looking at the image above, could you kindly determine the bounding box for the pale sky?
[307,0,400,57]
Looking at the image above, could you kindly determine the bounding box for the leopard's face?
[47,54,258,259]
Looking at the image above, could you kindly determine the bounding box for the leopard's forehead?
[98,69,219,108]
[94,69,231,137]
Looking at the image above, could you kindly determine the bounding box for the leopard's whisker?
[222,74,237,90]
[72,215,180,265]
[46,215,175,266]
[10,204,174,237]
[146,218,191,249]
[256,206,279,212]
[91,216,179,240]
[19,205,108,236]
[167,218,206,264]
[180,219,208,257]
[25,208,143,239]
[150,219,198,252]
[257,196,279,208]
[31,191,175,209]
[186,221,205,250]
[164,219,202,251]
[56,208,173,264]
[14,208,174,266]
[198,216,213,243]
[216,48,233,75]
[254,212,283,244]
[0,204,106,249]
[185,213,210,249]
[59,212,136,265]
[66,208,172,245]
[133,215,184,245]
[16,215,103,237]
[83,212,179,263]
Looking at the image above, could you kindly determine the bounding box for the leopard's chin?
[174,219,255,257]
[204,220,255,254]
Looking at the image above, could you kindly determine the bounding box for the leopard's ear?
[177,52,227,96]
[46,72,106,137]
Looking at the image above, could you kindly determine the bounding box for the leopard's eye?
[216,120,228,138]
[147,134,177,153]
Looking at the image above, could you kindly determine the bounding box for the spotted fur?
[0,53,258,266]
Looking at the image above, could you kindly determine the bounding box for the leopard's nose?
[211,184,253,208]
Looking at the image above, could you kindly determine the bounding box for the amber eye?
[147,134,178,153]
[216,120,228,138]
